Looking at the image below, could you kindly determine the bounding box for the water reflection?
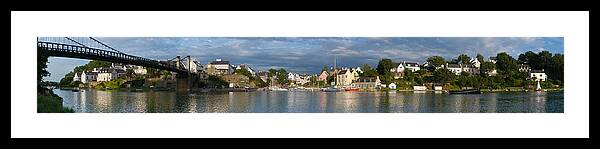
[54,89,563,113]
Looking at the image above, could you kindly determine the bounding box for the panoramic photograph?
[37,37,564,113]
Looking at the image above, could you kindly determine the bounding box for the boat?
[535,81,543,92]
[448,89,481,94]
[269,86,288,91]
[323,87,344,92]
[322,55,343,92]
[345,87,359,91]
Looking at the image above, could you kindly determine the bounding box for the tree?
[457,54,471,65]
[495,52,518,73]
[476,53,484,63]
[38,48,50,87]
[427,56,446,67]
[360,64,378,77]
[275,68,289,85]
[518,51,538,65]
[321,66,329,73]
[376,59,395,76]
[479,61,496,76]
[235,68,252,77]
[432,68,455,84]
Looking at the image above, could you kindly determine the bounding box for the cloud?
[44,37,564,78]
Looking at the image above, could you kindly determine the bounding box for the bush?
[37,93,74,113]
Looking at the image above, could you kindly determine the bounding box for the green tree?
[495,52,518,73]
[432,68,455,84]
[457,54,471,65]
[376,59,395,76]
[275,68,289,85]
[476,53,484,63]
[479,61,496,76]
[37,47,50,88]
[427,56,446,67]
[321,66,329,73]
[360,64,378,77]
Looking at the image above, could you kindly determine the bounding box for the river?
[53,89,563,113]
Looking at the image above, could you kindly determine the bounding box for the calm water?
[53,89,564,113]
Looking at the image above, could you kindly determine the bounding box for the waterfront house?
[235,64,256,76]
[413,86,427,91]
[528,70,547,82]
[388,83,397,89]
[470,58,481,68]
[80,71,98,83]
[352,76,381,89]
[462,64,480,75]
[404,61,420,72]
[518,64,531,72]
[336,69,355,87]
[318,71,328,81]
[73,73,81,82]
[133,65,147,75]
[489,57,497,64]
[446,63,479,75]
[390,63,405,79]
[446,63,463,75]
[97,68,125,82]
[206,59,234,75]
[257,71,269,83]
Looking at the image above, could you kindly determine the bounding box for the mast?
[334,55,337,87]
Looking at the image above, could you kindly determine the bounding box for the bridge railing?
[37,41,189,73]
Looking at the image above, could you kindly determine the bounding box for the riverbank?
[37,91,74,113]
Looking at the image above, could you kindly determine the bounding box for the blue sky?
[43,37,563,82]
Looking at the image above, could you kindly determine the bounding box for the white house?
[133,66,147,75]
[529,70,547,82]
[73,73,81,82]
[390,63,405,79]
[388,83,397,89]
[462,64,480,75]
[446,63,463,75]
[404,61,420,72]
[80,71,98,83]
[489,57,497,64]
[97,68,125,82]
[236,64,256,76]
[470,58,481,68]
[518,64,531,72]
[446,63,479,75]
[206,59,234,75]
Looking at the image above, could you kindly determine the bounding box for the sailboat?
[323,55,343,92]
[535,81,543,92]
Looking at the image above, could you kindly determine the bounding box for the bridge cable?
[89,37,124,54]
[65,37,90,48]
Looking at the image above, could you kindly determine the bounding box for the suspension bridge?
[37,37,205,90]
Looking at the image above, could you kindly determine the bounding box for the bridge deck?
[37,41,190,75]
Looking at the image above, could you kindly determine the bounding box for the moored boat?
[345,87,359,91]
[323,87,344,92]
[448,89,481,94]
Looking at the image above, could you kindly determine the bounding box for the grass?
[37,93,74,113]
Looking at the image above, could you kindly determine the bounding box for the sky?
[43,37,564,82]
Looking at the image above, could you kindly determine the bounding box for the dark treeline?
[356,51,563,90]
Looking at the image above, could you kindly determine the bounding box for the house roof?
[404,62,419,66]
[447,64,461,68]
[530,70,545,73]
[338,70,348,74]
[83,71,98,75]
